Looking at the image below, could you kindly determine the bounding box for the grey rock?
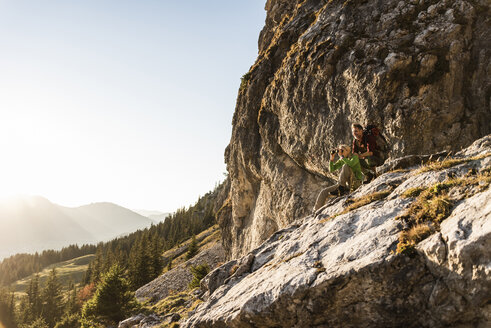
[377,151,449,175]
[118,313,164,328]
[135,242,226,303]
[417,188,491,325]
[118,314,145,328]
[223,0,491,259]
[183,137,491,327]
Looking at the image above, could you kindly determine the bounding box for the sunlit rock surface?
[184,135,491,328]
[222,0,491,258]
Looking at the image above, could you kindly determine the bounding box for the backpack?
[363,124,390,162]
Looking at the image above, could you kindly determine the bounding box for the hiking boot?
[338,185,349,195]
[330,185,348,196]
[363,171,375,184]
[329,188,339,196]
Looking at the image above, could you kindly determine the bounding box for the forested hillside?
[0,180,228,328]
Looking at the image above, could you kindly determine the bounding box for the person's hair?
[338,144,351,153]
[351,123,363,130]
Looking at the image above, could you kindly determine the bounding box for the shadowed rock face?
[184,135,491,328]
[223,0,491,258]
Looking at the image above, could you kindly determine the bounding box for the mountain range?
[132,209,170,223]
[0,195,154,260]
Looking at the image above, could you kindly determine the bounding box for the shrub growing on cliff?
[239,72,251,91]
[188,264,210,289]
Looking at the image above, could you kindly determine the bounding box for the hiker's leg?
[313,184,338,212]
[365,156,383,180]
[351,178,362,191]
[359,158,370,169]
[339,164,354,189]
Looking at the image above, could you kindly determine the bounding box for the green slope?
[10,254,94,296]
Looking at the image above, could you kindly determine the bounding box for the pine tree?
[53,313,81,328]
[26,317,49,328]
[83,262,92,285]
[150,234,163,278]
[81,265,138,326]
[28,275,41,314]
[0,288,16,328]
[65,281,79,315]
[128,237,151,289]
[188,263,210,289]
[42,268,64,328]
[18,297,31,326]
[22,274,42,324]
[90,247,104,283]
[185,235,199,260]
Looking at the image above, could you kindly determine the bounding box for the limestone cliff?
[221,0,491,259]
[184,135,491,328]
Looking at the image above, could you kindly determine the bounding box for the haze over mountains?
[132,209,170,223]
[0,195,155,260]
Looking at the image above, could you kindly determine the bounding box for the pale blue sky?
[0,1,266,212]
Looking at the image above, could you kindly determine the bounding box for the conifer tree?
[53,313,81,328]
[18,297,31,326]
[188,263,210,289]
[0,288,16,328]
[150,234,163,278]
[81,265,138,327]
[166,258,173,271]
[65,281,79,315]
[22,274,42,324]
[42,268,64,328]
[90,247,104,283]
[26,317,49,328]
[186,235,199,260]
[83,262,92,285]
[128,237,152,288]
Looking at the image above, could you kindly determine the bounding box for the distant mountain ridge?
[0,196,154,260]
[132,209,170,223]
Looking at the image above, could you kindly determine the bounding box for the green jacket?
[329,154,364,181]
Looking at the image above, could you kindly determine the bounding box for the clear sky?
[0,1,266,213]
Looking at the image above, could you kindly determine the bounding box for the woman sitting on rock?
[313,144,364,213]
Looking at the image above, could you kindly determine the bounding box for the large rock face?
[184,135,491,328]
[223,0,491,258]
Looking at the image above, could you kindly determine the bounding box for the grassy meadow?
[10,254,94,299]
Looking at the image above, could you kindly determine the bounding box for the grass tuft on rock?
[151,289,203,325]
[415,153,490,174]
[343,189,392,213]
[396,224,433,254]
[396,168,490,254]
[319,189,392,223]
[402,187,425,198]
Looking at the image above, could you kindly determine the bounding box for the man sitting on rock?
[313,144,364,213]
[351,123,384,183]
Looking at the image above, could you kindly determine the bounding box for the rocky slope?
[222,0,491,258]
[135,229,226,304]
[183,135,491,328]
[118,226,226,328]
